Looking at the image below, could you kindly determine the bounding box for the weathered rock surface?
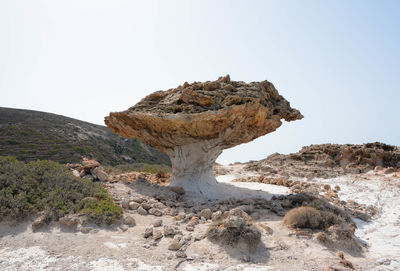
[105,75,302,197]
[245,142,400,178]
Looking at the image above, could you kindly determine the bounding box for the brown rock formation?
[245,142,400,178]
[105,75,302,197]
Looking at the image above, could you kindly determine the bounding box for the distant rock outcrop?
[105,75,302,197]
[245,142,400,178]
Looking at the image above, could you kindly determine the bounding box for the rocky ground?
[1,161,399,270]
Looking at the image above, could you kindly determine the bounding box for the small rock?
[194,233,205,241]
[80,227,93,234]
[59,215,79,227]
[164,225,181,237]
[238,205,254,214]
[137,207,148,216]
[153,202,166,209]
[123,215,136,226]
[32,215,47,232]
[153,219,163,227]
[199,208,212,220]
[128,202,140,210]
[122,198,130,209]
[169,186,185,195]
[258,223,273,235]
[120,225,129,232]
[141,202,152,210]
[176,251,187,258]
[149,208,163,216]
[153,229,163,240]
[144,227,153,238]
[131,197,145,203]
[186,225,194,232]
[82,174,95,181]
[72,169,80,177]
[91,166,108,181]
[211,211,223,221]
[168,235,182,251]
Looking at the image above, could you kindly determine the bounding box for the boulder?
[105,75,303,198]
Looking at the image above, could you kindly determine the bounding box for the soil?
[1,163,399,270]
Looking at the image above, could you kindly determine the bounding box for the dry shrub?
[207,215,261,249]
[316,232,331,244]
[283,206,323,229]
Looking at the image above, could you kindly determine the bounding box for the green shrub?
[0,156,122,225]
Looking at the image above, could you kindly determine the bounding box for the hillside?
[0,107,170,166]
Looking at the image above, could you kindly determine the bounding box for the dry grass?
[283,206,323,229]
[206,216,261,249]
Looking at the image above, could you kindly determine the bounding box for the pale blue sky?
[0,0,399,163]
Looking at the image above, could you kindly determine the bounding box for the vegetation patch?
[206,208,261,249]
[0,156,122,225]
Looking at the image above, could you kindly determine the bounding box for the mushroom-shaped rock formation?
[105,75,303,198]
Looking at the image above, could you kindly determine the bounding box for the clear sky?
[1,0,399,164]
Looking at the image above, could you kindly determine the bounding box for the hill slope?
[0,107,170,166]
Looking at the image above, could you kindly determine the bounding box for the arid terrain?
[1,146,399,270]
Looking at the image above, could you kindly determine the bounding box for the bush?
[284,206,323,229]
[0,156,122,225]
[207,210,261,249]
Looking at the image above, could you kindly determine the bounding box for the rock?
[153,202,166,209]
[148,208,163,216]
[119,225,129,232]
[238,205,254,214]
[384,167,396,174]
[59,215,79,227]
[194,233,205,241]
[122,198,130,209]
[105,75,303,198]
[72,169,80,177]
[176,251,187,258]
[168,235,183,251]
[186,225,194,232]
[80,227,93,234]
[153,229,163,240]
[169,186,185,195]
[244,142,400,179]
[143,227,153,238]
[128,201,140,210]
[153,219,163,227]
[131,197,145,203]
[81,158,100,173]
[164,225,181,237]
[137,207,148,216]
[82,174,95,181]
[229,208,251,220]
[91,166,108,181]
[141,202,152,210]
[32,215,47,232]
[199,208,212,220]
[211,210,223,221]
[123,215,136,226]
[258,223,273,235]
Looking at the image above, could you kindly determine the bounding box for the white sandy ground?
[312,172,400,270]
[0,165,399,270]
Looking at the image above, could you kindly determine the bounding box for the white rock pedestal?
[167,141,222,197]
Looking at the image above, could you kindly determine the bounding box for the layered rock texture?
[105,75,302,197]
[245,142,400,178]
